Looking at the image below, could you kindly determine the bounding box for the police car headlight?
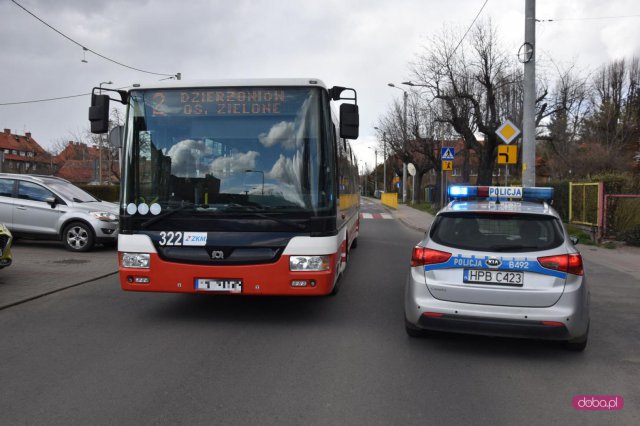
[122,253,150,268]
[90,211,118,222]
[290,255,330,271]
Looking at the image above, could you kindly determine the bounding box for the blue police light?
[522,187,554,201]
[448,186,478,198]
[448,186,553,201]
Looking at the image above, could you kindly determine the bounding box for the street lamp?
[368,146,378,194]
[373,126,387,193]
[98,81,113,185]
[387,83,408,203]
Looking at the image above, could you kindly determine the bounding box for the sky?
[1,0,640,170]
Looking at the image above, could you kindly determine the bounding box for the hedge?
[79,184,120,202]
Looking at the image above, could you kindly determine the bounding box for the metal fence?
[569,182,603,228]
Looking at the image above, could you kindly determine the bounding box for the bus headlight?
[122,253,150,268]
[289,255,330,271]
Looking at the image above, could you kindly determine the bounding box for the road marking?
[360,213,393,220]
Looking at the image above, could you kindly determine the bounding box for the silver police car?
[405,186,590,351]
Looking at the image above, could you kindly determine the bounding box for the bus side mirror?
[89,94,110,134]
[340,103,359,140]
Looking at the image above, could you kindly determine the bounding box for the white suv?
[0,174,118,252]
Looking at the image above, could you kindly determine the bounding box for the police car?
[404,186,590,350]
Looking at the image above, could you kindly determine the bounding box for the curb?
[0,270,118,311]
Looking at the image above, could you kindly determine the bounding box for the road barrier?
[381,192,398,209]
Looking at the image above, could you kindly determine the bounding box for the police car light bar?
[448,186,554,201]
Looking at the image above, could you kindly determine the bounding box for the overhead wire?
[9,0,177,78]
[449,0,489,59]
[538,13,640,22]
[0,86,131,106]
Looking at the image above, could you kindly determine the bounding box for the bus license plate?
[463,269,524,286]
[196,279,243,293]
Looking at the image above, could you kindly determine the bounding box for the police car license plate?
[196,279,242,293]
[463,269,524,286]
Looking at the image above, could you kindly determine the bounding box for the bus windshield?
[122,87,335,224]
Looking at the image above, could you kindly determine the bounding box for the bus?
[89,79,360,296]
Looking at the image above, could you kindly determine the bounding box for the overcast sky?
[1,0,639,169]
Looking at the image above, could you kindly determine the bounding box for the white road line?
[361,213,373,219]
[381,213,393,219]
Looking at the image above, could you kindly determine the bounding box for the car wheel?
[63,222,95,252]
[564,325,589,351]
[351,236,358,249]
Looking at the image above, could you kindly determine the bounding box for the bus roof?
[127,78,328,92]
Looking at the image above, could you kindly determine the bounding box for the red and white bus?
[90,79,360,295]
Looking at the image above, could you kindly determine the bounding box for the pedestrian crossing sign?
[441,147,455,160]
[442,160,453,171]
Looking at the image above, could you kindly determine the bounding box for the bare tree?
[541,63,590,178]
[411,21,548,185]
[582,58,640,166]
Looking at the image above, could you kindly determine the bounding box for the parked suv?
[0,174,118,252]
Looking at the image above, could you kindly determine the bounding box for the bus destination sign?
[150,89,287,117]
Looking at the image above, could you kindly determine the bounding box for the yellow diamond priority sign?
[496,120,521,145]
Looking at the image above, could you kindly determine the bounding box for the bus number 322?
[159,231,183,246]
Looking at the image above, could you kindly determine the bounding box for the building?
[54,141,119,185]
[0,129,54,174]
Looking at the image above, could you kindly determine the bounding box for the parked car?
[405,186,590,351]
[0,174,118,252]
[0,223,13,268]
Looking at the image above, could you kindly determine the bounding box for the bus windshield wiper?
[140,204,192,229]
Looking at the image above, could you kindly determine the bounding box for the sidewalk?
[367,197,640,277]
[365,196,435,233]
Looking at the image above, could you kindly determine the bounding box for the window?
[0,179,14,197]
[17,181,53,202]
[430,213,565,252]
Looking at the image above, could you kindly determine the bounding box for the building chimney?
[25,132,31,140]
[3,129,10,135]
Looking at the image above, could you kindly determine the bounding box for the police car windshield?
[431,213,565,252]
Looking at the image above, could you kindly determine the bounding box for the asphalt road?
[0,209,638,425]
